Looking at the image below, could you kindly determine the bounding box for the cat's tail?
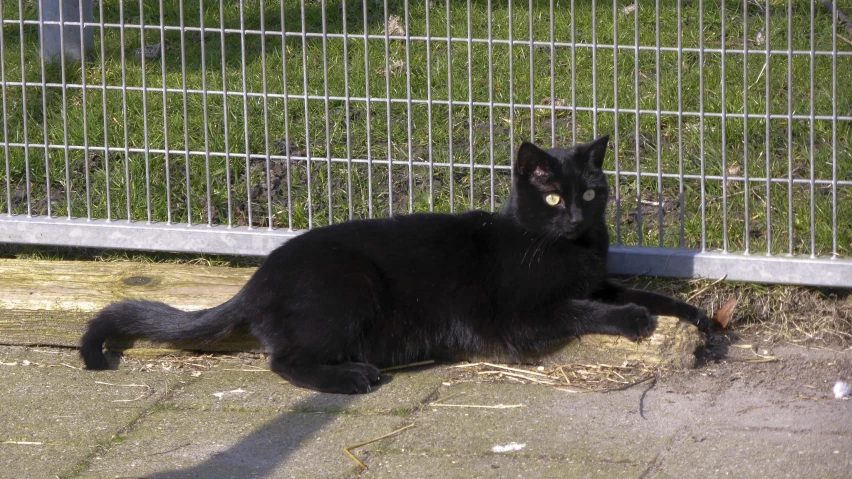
[80,296,248,370]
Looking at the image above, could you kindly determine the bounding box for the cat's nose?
[566,217,582,227]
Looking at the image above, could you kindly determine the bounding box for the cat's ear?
[515,142,552,179]
[585,134,610,169]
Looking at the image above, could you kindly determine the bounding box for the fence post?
[38,0,93,63]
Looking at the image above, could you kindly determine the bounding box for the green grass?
[1,0,850,256]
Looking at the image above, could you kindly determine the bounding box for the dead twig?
[685,275,728,302]
[639,372,659,420]
[112,393,150,403]
[94,381,152,389]
[379,360,435,372]
[476,370,557,385]
[428,403,526,409]
[148,442,192,456]
[601,374,657,394]
[473,362,551,378]
[344,423,415,470]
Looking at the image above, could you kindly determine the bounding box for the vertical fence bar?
[158,0,171,224]
[17,2,31,217]
[446,0,454,213]
[508,0,515,184]
[831,1,838,257]
[341,0,353,220]
[698,0,707,251]
[655,0,663,247]
[78,0,91,220]
[742,0,750,254]
[786,0,793,254]
[363,0,374,217]
[550,0,556,147]
[613,0,621,245]
[280,2,293,228]
[119,1,131,221]
[384,0,394,216]
[138,0,152,223]
[180,0,193,225]
[404,0,414,214]
[97,0,109,220]
[721,0,728,252]
[466,0,474,211]
[633,3,642,246]
[0,0,9,215]
[677,0,685,247]
[18,3,32,217]
[808,0,816,256]
[528,0,534,137]
[37,0,53,217]
[591,0,598,137]
[425,1,435,212]
[569,0,576,144]
[486,0,494,211]
[764,0,771,254]
[260,0,273,229]
[322,0,333,224]
[240,0,254,228]
[58,0,72,219]
[199,0,213,226]
[219,0,232,227]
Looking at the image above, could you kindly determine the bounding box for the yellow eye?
[582,189,595,201]
[545,193,561,206]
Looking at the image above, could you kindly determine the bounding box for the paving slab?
[79,409,408,479]
[0,347,191,479]
[384,381,676,466]
[656,428,852,479]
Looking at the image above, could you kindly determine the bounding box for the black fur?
[80,136,709,394]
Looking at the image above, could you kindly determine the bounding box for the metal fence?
[0,0,850,287]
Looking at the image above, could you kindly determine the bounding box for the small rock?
[833,381,851,399]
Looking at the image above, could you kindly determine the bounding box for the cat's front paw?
[622,305,657,341]
[685,307,711,332]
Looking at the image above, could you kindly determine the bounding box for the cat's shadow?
[102,351,396,478]
[146,395,363,479]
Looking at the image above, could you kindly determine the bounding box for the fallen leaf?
[713,297,738,329]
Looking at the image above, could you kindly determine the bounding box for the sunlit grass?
[1,0,850,256]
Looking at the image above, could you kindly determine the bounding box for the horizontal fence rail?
[1,0,850,287]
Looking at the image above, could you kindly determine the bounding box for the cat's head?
[508,135,610,239]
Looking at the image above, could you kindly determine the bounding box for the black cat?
[81,135,709,394]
